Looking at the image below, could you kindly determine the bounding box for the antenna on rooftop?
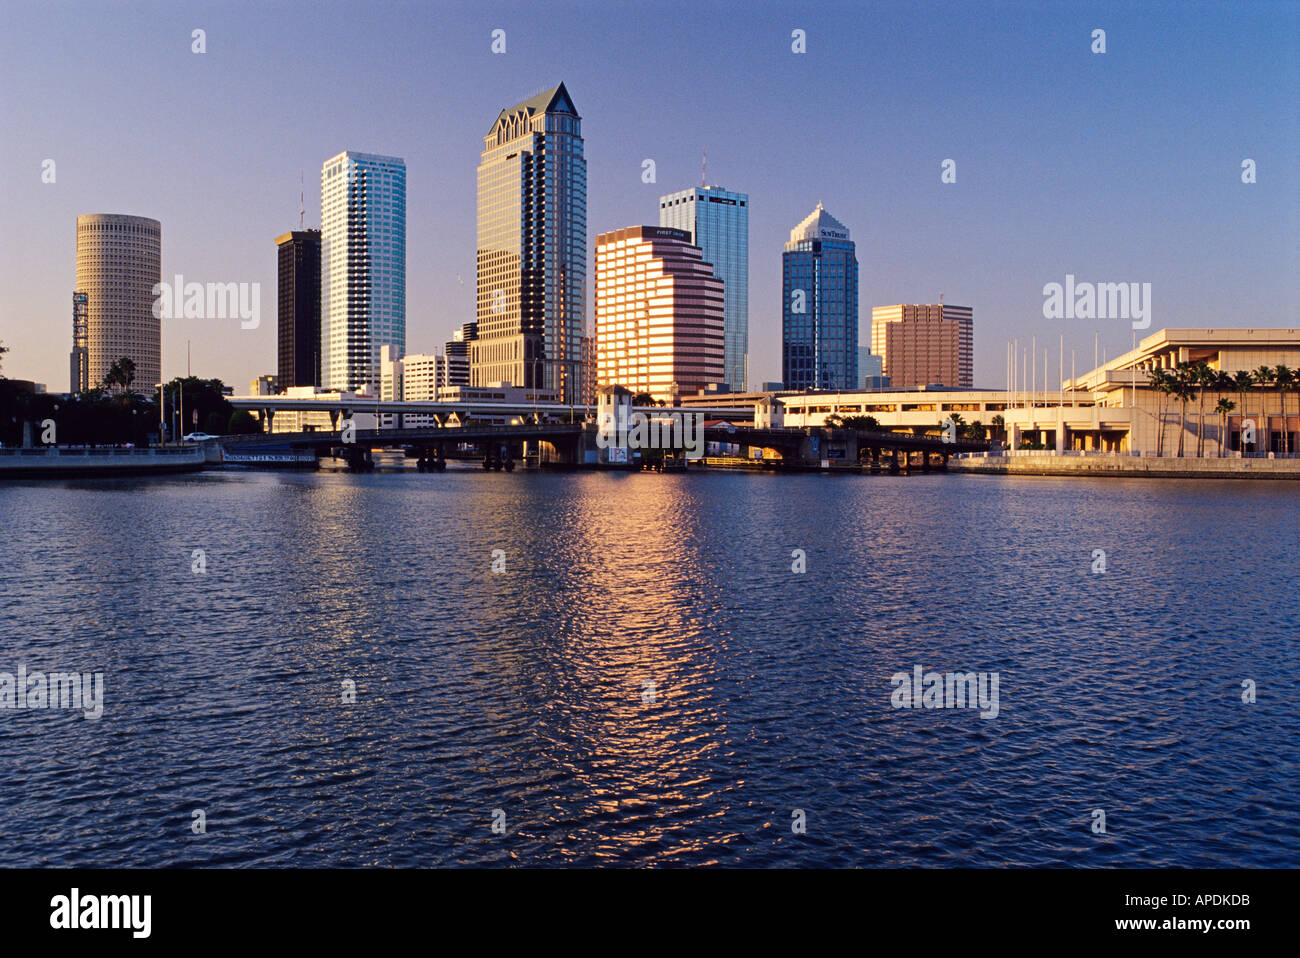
[701,149,707,188]
[299,170,305,229]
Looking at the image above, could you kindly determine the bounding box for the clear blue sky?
[1,0,1296,391]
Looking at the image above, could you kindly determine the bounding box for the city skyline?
[1,1,1296,394]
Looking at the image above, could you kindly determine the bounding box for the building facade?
[320,151,406,393]
[871,303,974,389]
[444,322,476,389]
[70,291,88,393]
[685,328,1300,459]
[275,229,321,390]
[248,375,278,396]
[594,226,725,403]
[659,185,749,390]
[73,213,161,392]
[473,83,587,404]
[782,204,858,391]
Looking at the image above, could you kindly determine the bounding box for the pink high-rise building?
[594,226,724,403]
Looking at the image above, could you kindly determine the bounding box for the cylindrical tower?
[74,213,161,392]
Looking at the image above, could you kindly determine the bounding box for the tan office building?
[595,226,725,403]
[871,303,973,389]
[73,213,161,392]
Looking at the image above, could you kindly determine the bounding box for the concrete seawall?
[949,454,1300,480]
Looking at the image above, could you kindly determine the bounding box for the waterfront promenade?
[951,451,1300,480]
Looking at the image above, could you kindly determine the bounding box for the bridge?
[227,395,753,431]
[220,418,989,473]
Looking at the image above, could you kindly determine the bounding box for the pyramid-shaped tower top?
[788,202,851,245]
[487,82,579,136]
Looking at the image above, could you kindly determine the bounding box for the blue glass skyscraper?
[782,204,858,391]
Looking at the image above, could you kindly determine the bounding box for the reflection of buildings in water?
[457,473,732,852]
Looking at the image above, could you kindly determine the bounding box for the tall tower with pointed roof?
[782,204,859,390]
[473,83,587,404]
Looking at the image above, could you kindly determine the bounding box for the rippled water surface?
[1,469,1297,867]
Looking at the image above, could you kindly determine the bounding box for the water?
[1,468,1297,867]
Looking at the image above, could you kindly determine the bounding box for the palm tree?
[990,413,1005,443]
[1174,366,1195,457]
[1192,362,1216,457]
[1231,370,1255,454]
[1214,398,1235,457]
[941,412,964,441]
[1213,370,1234,455]
[1254,365,1276,453]
[101,357,137,399]
[1275,365,1295,455]
[1147,368,1173,455]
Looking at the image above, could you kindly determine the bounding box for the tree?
[227,409,260,435]
[842,415,880,432]
[1231,370,1256,453]
[1147,368,1172,454]
[1192,362,1216,457]
[1214,398,1235,458]
[1275,365,1295,455]
[1173,366,1195,457]
[1254,365,1276,452]
[102,357,137,398]
[964,420,987,441]
[630,392,656,406]
[159,377,236,439]
[990,414,1005,443]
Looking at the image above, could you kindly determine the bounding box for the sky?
[1,0,1297,392]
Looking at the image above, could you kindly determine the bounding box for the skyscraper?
[320,151,406,393]
[275,229,321,390]
[595,226,724,402]
[782,204,858,391]
[73,213,161,392]
[474,83,587,404]
[871,303,974,388]
[659,185,748,390]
